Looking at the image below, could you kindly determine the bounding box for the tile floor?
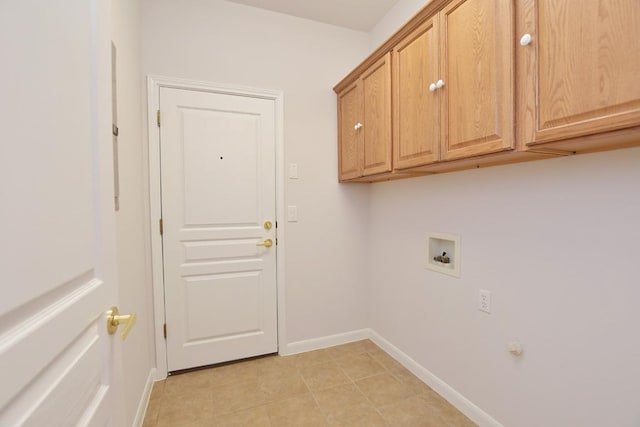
[143,340,476,426]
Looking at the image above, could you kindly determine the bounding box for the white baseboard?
[132,368,157,427]
[283,329,370,355]
[368,330,503,427]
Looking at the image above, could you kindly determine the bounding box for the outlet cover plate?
[479,289,491,314]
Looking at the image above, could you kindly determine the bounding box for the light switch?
[289,163,298,179]
[287,205,298,222]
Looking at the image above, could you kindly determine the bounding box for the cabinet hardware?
[520,33,532,46]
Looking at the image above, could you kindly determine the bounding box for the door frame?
[146,75,287,379]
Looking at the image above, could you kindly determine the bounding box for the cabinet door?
[337,81,361,181]
[361,53,392,176]
[440,0,514,161]
[520,0,640,145]
[393,17,440,169]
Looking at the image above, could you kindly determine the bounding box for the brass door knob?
[107,306,137,340]
[256,238,273,248]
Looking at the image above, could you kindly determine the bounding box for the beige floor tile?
[359,339,381,353]
[313,383,369,413]
[326,340,374,360]
[164,370,212,395]
[313,383,385,426]
[212,405,272,426]
[149,380,166,398]
[369,350,403,371]
[143,344,474,427]
[144,381,166,424]
[325,402,387,427]
[156,391,215,427]
[336,353,386,381]
[266,393,328,427]
[300,361,351,392]
[390,366,433,395]
[141,412,158,427]
[210,380,267,416]
[355,372,414,407]
[378,394,445,427]
[420,388,453,409]
[421,390,476,427]
[291,348,333,368]
[206,361,259,388]
[379,392,476,427]
[258,369,309,401]
[254,355,298,377]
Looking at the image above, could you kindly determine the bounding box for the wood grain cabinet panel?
[362,54,392,176]
[519,0,640,146]
[337,53,392,181]
[440,0,514,160]
[334,0,640,182]
[393,18,440,169]
[393,0,514,169]
[337,81,361,181]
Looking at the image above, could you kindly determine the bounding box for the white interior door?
[160,87,278,372]
[0,0,123,425]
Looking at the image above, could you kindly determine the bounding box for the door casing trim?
[146,75,286,379]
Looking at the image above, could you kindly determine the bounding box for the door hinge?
[159,218,163,235]
[275,238,278,246]
[163,323,167,339]
[157,110,161,127]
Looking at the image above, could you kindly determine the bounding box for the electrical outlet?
[479,289,491,314]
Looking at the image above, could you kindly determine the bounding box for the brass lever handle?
[256,238,273,248]
[107,306,137,341]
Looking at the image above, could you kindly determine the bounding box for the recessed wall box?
[426,233,461,278]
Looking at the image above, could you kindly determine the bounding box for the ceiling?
[225,0,403,31]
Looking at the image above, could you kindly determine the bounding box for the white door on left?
[0,0,124,425]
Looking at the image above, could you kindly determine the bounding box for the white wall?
[368,4,640,426]
[368,149,640,426]
[369,0,428,48]
[112,0,156,424]
[140,0,372,346]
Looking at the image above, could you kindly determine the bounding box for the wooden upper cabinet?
[337,53,392,181]
[440,0,514,161]
[393,18,440,169]
[335,0,640,182]
[337,81,361,181]
[518,0,640,146]
[393,0,514,169]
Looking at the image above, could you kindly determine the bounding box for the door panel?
[441,0,514,160]
[160,87,277,372]
[0,0,120,424]
[393,17,440,169]
[528,0,640,143]
[182,109,259,225]
[185,273,262,340]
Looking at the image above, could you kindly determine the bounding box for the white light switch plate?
[289,163,298,179]
[287,205,298,222]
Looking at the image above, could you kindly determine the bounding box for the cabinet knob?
[520,33,532,46]
[354,122,363,130]
[436,79,445,89]
[429,83,437,92]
